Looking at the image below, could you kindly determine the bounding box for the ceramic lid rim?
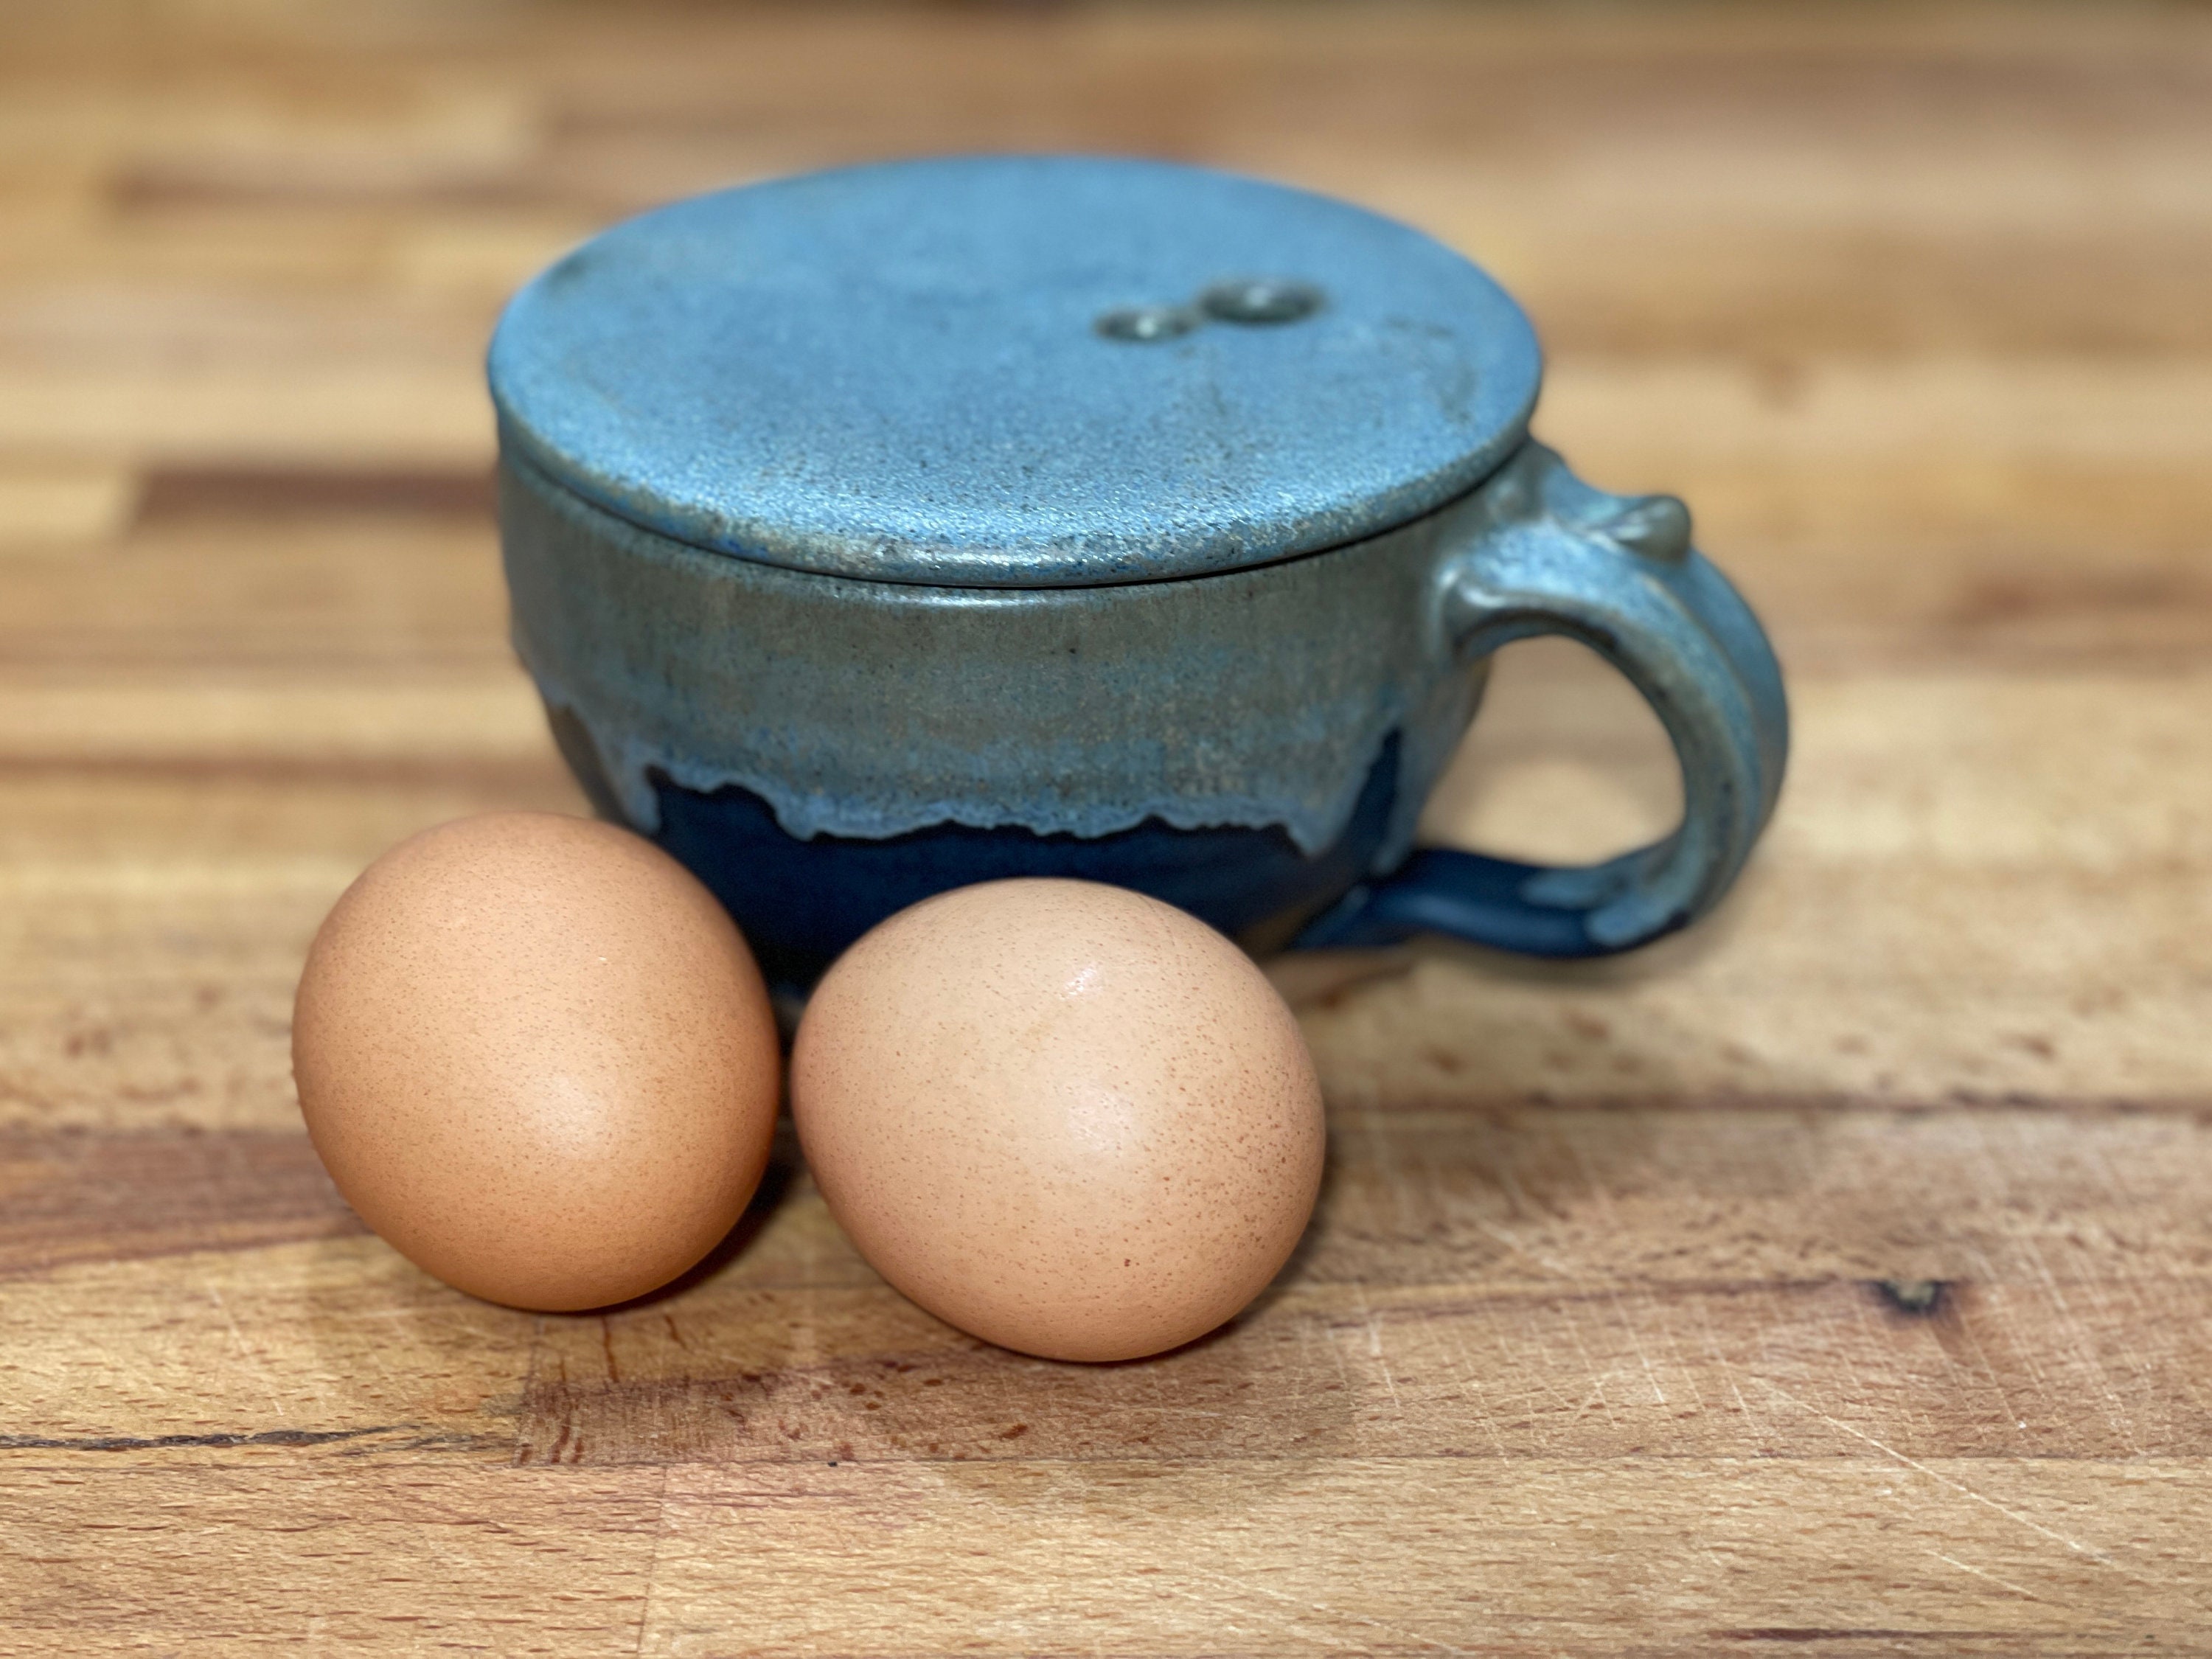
[488,155,1543,588]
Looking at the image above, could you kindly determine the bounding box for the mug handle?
[1295,443,1789,958]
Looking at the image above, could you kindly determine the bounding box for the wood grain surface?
[4,2,2211,1653]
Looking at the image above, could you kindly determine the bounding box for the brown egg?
[293,812,779,1311]
[791,878,1325,1362]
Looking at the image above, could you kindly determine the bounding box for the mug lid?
[489,155,1541,587]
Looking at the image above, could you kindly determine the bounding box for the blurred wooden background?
[4,1,2211,1652]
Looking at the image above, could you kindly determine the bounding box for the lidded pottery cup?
[489,156,1787,987]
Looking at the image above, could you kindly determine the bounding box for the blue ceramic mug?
[490,156,1787,988]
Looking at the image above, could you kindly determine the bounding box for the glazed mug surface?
[490,156,1787,987]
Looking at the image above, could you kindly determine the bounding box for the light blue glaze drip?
[498,447,1493,859]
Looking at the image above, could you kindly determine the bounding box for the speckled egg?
[791,877,1325,1362]
[293,812,780,1311]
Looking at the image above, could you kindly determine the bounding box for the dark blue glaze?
[560,689,1658,981]
[1295,849,1642,959]
[555,699,1400,987]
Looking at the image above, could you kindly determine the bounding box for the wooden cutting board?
[4,3,2210,1652]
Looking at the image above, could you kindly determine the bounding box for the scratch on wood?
[1712,1630,2020,1644]
[512,1312,548,1467]
[0,1425,401,1451]
[1349,1279,1403,1413]
[1168,1564,1472,1657]
[1753,1377,2139,1577]
[634,1464,670,1659]
[206,1281,285,1422]
[1927,1550,2054,1610]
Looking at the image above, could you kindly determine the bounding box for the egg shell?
[293,812,780,1311]
[791,877,1325,1363]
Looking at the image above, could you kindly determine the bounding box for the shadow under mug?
[502,437,1788,991]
